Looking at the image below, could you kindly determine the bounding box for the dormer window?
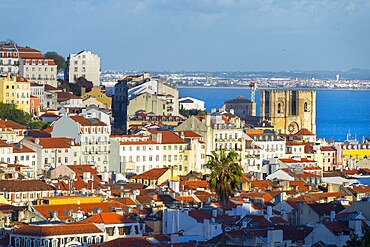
[32,60,35,65]
[26,60,29,65]
[45,60,48,65]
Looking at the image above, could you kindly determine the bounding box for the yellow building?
[82,87,112,108]
[0,74,31,113]
[342,145,370,162]
[36,196,103,205]
[260,90,316,134]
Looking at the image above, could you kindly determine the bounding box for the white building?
[10,223,105,247]
[0,43,57,87]
[0,140,37,171]
[179,97,205,111]
[52,116,111,172]
[246,130,286,161]
[110,130,189,175]
[23,137,80,173]
[65,50,100,87]
[163,208,222,241]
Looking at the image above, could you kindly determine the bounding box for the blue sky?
[2,0,370,71]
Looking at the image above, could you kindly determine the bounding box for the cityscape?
[1,1,370,247]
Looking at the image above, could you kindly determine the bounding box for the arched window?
[304,102,308,112]
[277,103,281,113]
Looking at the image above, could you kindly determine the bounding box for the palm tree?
[205,149,243,245]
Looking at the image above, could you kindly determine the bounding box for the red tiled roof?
[56,92,81,102]
[0,180,54,192]
[148,130,187,144]
[26,137,75,148]
[80,212,136,224]
[188,209,212,222]
[15,76,28,83]
[242,192,273,202]
[33,201,127,221]
[0,140,11,148]
[295,128,315,136]
[12,223,102,236]
[70,116,107,126]
[310,192,345,201]
[279,158,316,163]
[12,145,35,153]
[320,146,336,152]
[0,120,27,129]
[349,185,370,194]
[132,168,169,180]
[175,131,202,138]
[322,221,351,236]
[180,180,209,190]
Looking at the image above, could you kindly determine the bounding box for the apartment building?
[0,119,27,144]
[23,137,80,173]
[0,74,30,113]
[0,42,20,74]
[65,50,100,86]
[0,180,55,206]
[245,129,286,161]
[52,116,111,172]
[0,42,57,87]
[110,130,190,175]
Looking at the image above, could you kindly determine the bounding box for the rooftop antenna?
[250,81,258,102]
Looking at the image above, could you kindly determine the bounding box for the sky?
[2,0,370,71]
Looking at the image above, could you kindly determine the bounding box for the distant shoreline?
[177,86,370,91]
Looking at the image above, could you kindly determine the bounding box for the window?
[304,102,308,112]
[163,155,166,161]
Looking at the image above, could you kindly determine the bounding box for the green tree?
[44,51,66,72]
[0,103,32,126]
[346,231,370,247]
[346,234,364,247]
[205,149,243,245]
[179,107,207,117]
[0,103,48,130]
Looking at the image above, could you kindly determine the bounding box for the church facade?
[260,89,316,134]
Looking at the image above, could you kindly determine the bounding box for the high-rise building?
[65,50,100,87]
[0,42,57,87]
[260,89,316,134]
[112,78,129,135]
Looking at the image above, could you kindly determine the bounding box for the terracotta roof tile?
[295,128,315,136]
[80,212,136,224]
[148,130,187,144]
[0,180,54,192]
[132,168,169,180]
[70,116,107,126]
[26,137,76,148]
[12,223,103,236]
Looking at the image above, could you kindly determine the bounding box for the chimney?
[211,108,216,113]
[296,201,303,226]
[230,109,234,115]
[266,206,273,220]
[330,210,336,222]
[35,138,40,145]
[205,114,211,127]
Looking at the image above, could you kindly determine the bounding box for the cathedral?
[260,89,316,134]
